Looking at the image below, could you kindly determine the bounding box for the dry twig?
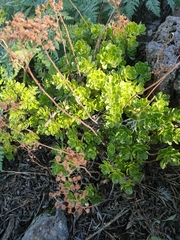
[85,208,129,240]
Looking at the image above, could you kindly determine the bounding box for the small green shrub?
[0,0,180,210]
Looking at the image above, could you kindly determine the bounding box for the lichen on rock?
[146,16,180,103]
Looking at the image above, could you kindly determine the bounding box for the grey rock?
[22,207,69,240]
[146,16,180,98]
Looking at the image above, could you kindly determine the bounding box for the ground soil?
[1,3,180,240]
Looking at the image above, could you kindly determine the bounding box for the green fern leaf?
[145,0,160,17]
[60,11,73,21]
[66,0,102,23]
[123,0,140,19]
[167,0,175,11]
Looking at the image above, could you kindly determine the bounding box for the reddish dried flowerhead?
[0,0,64,67]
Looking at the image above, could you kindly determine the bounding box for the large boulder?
[146,16,180,104]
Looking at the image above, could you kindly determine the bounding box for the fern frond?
[145,0,160,17]
[122,0,140,19]
[60,11,73,21]
[167,0,176,11]
[82,0,102,23]
[67,0,102,23]
[63,1,74,11]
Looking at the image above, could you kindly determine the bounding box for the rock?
[22,207,69,240]
[146,16,180,101]
[173,7,180,17]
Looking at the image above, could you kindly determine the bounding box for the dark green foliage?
[0,0,179,25]
[122,0,140,18]
[63,0,103,23]
[145,0,161,17]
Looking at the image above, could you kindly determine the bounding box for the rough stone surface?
[22,207,69,240]
[146,16,180,103]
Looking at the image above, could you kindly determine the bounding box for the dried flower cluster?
[46,0,63,13]
[0,0,63,68]
[50,147,90,215]
[112,13,130,36]
[0,100,19,112]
